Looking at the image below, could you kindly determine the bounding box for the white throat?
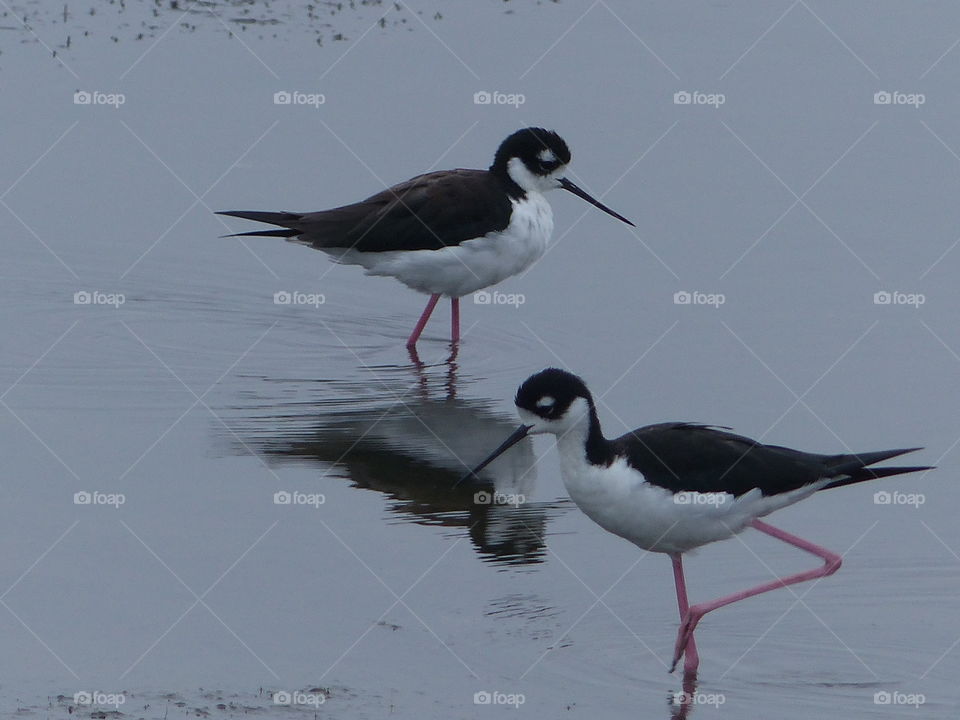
[534,397,595,480]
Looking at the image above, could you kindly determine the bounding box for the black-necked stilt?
[464,368,932,674]
[217,128,634,348]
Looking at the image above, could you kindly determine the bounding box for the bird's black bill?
[558,177,635,227]
[456,424,532,486]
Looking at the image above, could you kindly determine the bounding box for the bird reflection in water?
[406,343,459,400]
[668,669,702,719]
[229,350,568,565]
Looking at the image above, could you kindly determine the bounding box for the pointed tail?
[821,447,933,490]
[216,210,303,238]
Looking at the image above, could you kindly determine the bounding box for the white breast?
[328,194,553,297]
[554,435,827,554]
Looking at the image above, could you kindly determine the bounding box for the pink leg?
[406,294,441,348]
[671,554,700,674]
[450,297,460,345]
[670,519,842,672]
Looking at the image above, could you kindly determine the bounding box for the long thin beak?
[456,424,532,486]
[558,177,635,226]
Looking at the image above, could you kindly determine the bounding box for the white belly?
[327,194,553,297]
[556,440,827,554]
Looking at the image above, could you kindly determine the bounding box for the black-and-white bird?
[464,368,932,674]
[217,128,633,347]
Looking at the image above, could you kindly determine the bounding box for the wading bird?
[218,128,633,348]
[464,368,931,673]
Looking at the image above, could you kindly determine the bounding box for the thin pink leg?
[406,294,441,348]
[670,554,700,674]
[450,297,460,345]
[669,519,842,672]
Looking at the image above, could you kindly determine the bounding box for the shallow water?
[3,1,960,717]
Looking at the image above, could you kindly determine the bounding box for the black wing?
[340,169,514,252]
[220,170,515,253]
[613,423,926,497]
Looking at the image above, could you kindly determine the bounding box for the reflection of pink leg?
[451,297,460,345]
[670,519,842,672]
[671,554,700,674]
[670,665,699,720]
[406,294,441,348]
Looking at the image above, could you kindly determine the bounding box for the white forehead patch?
[536,396,555,409]
[537,148,557,163]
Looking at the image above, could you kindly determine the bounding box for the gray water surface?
[2,1,959,717]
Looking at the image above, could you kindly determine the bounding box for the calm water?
[2,1,960,717]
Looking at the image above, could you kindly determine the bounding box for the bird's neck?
[490,160,529,201]
[555,407,615,471]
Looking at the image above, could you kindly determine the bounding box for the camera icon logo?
[873,91,892,105]
[473,290,491,304]
[274,491,292,505]
[473,91,492,105]
[674,91,692,105]
[873,691,891,704]
[274,291,292,305]
[74,290,92,305]
[473,691,492,704]
[274,91,292,105]
[473,491,491,505]
[74,491,92,505]
[74,691,93,705]
[873,491,892,505]
[873,291,891,305]
[74,90,92,105]
[673,290,691,305]
[274,690,292,705]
